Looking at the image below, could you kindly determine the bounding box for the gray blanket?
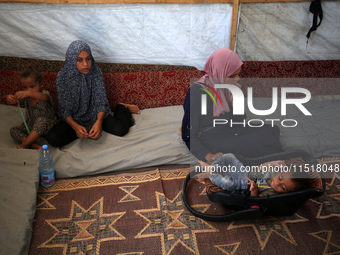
[1,96,340,178]
[0,105,196,178]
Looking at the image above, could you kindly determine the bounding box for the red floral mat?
[29,164,340,255]
[241,60,340,78]
[0,69,205,109]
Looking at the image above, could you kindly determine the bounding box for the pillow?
[0,69,206,110]
[242,60,340,78]
[104,69,205,110]
[0,70,22,105]
[0,70,58,106]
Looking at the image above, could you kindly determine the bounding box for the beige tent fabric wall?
[236,1,340,61]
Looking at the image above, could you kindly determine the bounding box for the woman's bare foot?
[121,103,140,114]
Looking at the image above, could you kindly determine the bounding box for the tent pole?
[230,0,240,51]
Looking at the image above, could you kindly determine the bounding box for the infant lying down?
[196,153,310,197]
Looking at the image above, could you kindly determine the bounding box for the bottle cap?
[42,144,48,150]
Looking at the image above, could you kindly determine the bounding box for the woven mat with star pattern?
[29,164,340,255]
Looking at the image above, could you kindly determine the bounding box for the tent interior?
[0,1,340,255]
[1,1,339,67]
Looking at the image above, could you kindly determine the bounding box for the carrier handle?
[237,149,319,167]
[182,171,264,222]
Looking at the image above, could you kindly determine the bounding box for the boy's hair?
[284,158,312,191]
[285,158,311,190]
[20,66,43,84]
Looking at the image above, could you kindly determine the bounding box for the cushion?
[0,70,58,107]
[241,60,340,78]
[240,77,340,98]
[0,56,198,73]
[0,69,206,110]
[104,69,205,110]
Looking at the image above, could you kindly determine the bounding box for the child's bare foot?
[15,143,30,149]
[31,143,43,150]
[196,174,210,182]
[199,160,211,168]
[15,143,42,150]
[195,160,214,181]
[121,103,140,114]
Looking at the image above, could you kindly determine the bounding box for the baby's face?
[271,172,298,193]
[21,76,41,93]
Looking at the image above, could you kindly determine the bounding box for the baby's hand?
[247,178,257,191]
[6,95,16,105]
[248,178,260,197]
[14,91,29,100]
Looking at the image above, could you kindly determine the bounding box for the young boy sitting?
[196,153,310,197]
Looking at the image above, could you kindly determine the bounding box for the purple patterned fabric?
[56,40,111,130]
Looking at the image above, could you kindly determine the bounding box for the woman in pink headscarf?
[181,49,282,163]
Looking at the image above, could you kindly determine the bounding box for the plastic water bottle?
[38,144,55,187]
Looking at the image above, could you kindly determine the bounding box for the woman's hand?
[88,112,105,139]
[205,152,223,164]
[65,116,89,139]
[89,121,103,140]
[73,124,89,139]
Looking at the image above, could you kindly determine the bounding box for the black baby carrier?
[182,150,325,221]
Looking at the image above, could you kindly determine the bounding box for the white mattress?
[1,95,340,179]
[0,104,196,178]
[0,149,39,255]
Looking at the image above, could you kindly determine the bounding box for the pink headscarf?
[198,48,243,117]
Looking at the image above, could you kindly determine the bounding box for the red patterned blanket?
[0,69,205,110]
[1,57,340,109]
